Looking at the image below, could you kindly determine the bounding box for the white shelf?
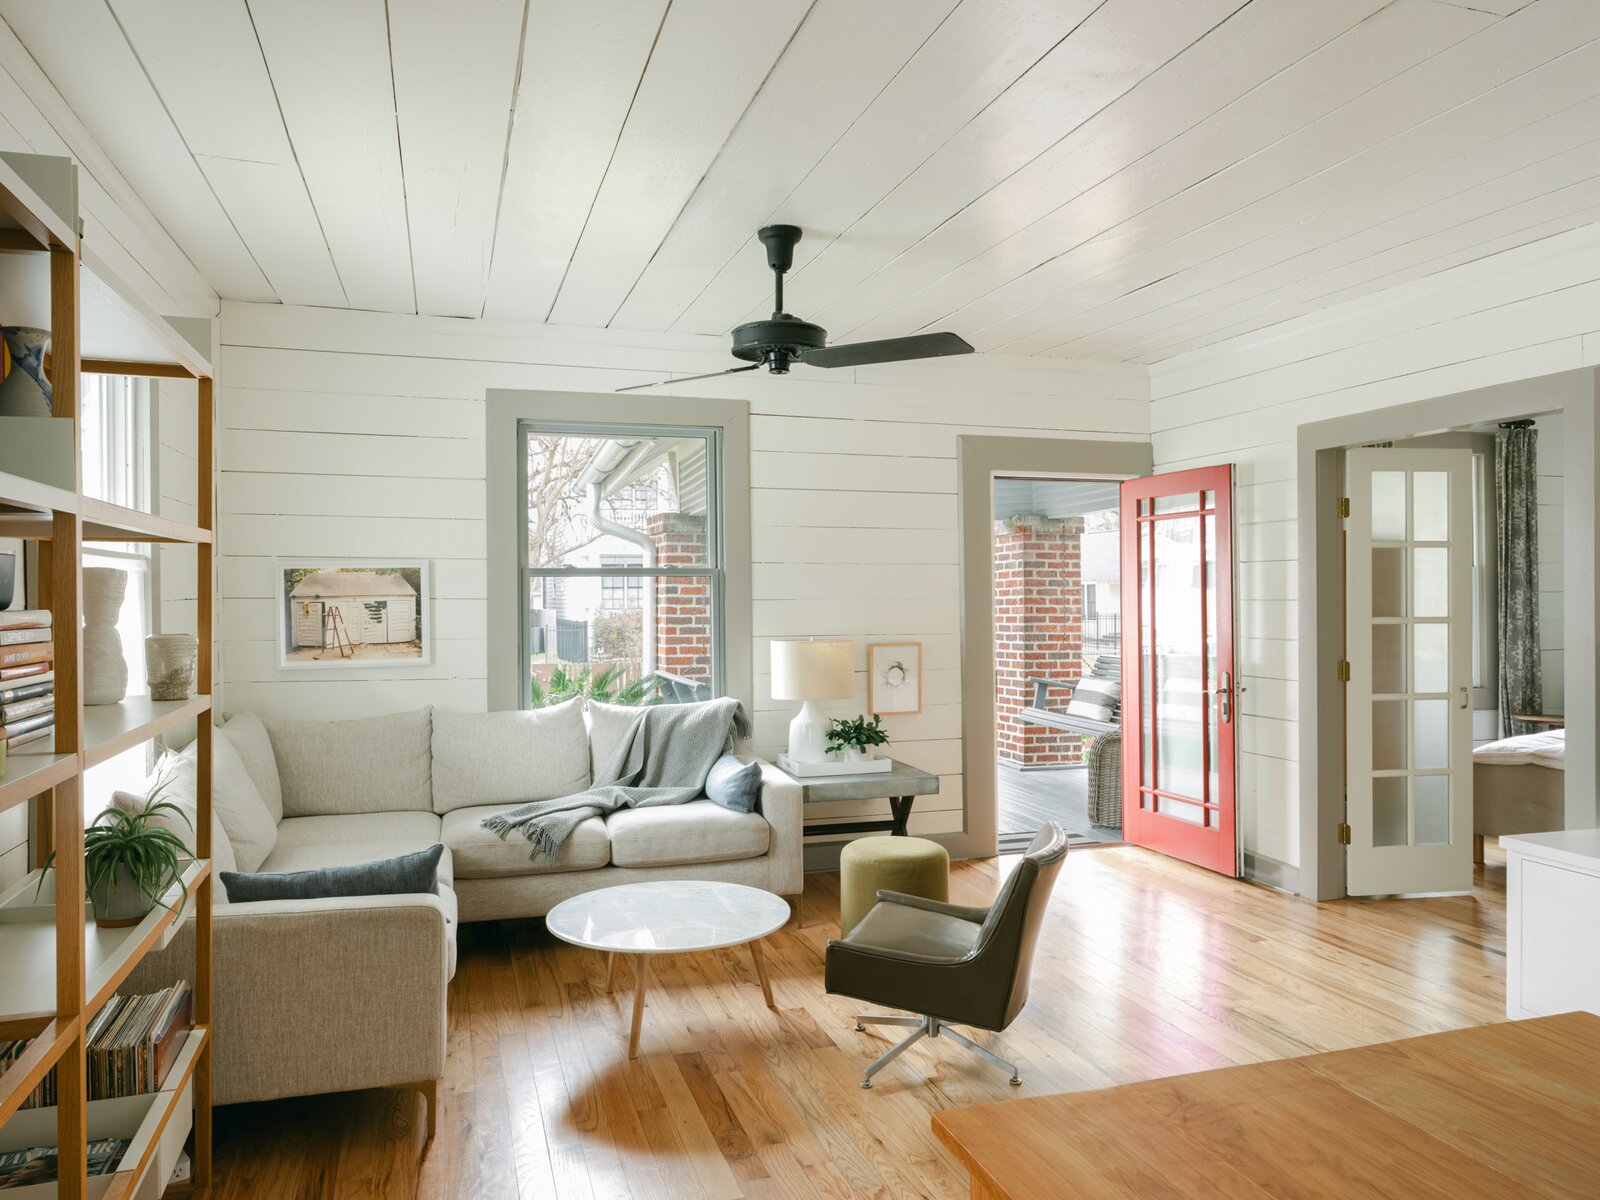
[0,862,208,1025]
[82,695,210,768]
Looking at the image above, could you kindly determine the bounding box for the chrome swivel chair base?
[853,1013,1020,1088]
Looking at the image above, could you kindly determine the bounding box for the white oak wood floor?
[207,841,1508,1199]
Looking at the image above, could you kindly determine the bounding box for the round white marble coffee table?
[546,880,791,1058]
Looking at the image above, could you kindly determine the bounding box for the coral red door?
[1120,466,1238,877]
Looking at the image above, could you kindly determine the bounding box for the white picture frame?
[275,559,431,670]
[868,641,922,715]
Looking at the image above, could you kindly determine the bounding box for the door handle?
[1218,671,1232,724]
[1459,686,1469,711]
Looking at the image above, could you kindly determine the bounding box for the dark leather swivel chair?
[824,823,1068,1089]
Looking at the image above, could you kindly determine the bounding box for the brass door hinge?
[1335,496,1350,520]
[1337,822,1352,845]
[1336,659,1351,682]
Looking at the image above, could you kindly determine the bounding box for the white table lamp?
[771,638,853,764]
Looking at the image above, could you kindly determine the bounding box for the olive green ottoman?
[839,836,949,936]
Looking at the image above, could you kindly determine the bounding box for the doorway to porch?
[992,476,1123,852]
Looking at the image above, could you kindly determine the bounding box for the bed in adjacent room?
[1472,727,1565,861]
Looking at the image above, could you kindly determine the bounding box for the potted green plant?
[827,714,890,762]
[41,786,192,928]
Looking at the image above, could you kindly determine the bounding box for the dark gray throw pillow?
[705,754,762,814]
[221,843,444,903]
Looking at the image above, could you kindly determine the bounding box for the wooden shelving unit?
[0,152,215,1199]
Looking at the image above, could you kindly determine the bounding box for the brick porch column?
[994,513,1085,767]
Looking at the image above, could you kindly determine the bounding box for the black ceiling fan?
[617,225,974,392]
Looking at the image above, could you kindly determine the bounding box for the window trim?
[485,390,752,716]
[518,417,727,704]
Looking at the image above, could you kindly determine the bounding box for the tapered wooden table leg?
[750,938,775,1008]
[628,956,650,1059]
[605,951,618,992]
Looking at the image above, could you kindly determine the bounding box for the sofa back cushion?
[221,713,283,823]
[585,699,644,780]
[265,708,434,816]
[431,700,589,813]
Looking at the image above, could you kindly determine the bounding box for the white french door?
[1345,448,1474,896]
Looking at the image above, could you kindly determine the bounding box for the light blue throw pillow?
[705,754,762,813]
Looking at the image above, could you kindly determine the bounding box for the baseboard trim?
[803,833,978,874]
[1242,851,1300,895]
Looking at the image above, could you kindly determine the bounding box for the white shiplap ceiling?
[4,0,1597,363]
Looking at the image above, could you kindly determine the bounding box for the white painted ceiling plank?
[0,0,273,300]
[980,19,1600,355]
[756,0,1250,338]
[481,0,667,323]
[547,0,812,329]
[668,0,1100,337]
[106,0,347,308]
[817,0,1398,345]
[1127,161,1600,362]
[839,0,1492,349]
[249,0,414,314]
[606,0,959,333]
[1051,106,1600,359]
[389,0,526,318]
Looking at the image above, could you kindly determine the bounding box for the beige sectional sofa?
[134,698,801,1117]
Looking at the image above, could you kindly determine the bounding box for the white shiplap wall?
[216,301,1149,838]
[1150,220,1600,872]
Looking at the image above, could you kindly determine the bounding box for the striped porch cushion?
[1064,676,1121,723]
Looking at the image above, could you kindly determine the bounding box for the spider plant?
[39,783,192,927]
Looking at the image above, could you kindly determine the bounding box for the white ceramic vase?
[145,633,198,701]
[82,567,129,705]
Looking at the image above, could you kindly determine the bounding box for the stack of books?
[0,609,54,753]
[0,984,192,1109]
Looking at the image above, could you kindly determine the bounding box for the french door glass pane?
[1412,623,1448,693]
[1413,547,1449,617]
[1372,701,1407,770]
[1413,699,1448,769]
[1373,777,1408,847]
[1204,513,1219,813]
[1372,548,1405,618]
[1371,471,1406,541]
[1153,511,1205,799]
[1413,472,1449,541]
[1415,777,1450,844]
[1372,624,1405,693]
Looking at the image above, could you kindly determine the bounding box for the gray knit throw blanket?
[482,697,752,863]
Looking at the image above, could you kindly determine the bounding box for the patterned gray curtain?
[1496,425,1542,737]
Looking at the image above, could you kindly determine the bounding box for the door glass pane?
[1154,492,1201,514]
[1371,472,1406,541]
[1413,547,1448,617]
[1413,623,1448,694]
[1413,699,1448,769]
[1154,794,1205,824]
[1141,526,1154,787]
[1373,701,1406,770]
[1204,514,1218,809]
[1413,472,1449,541]
[1153,514,1204,799]
[1373,777,1408,847]
[1372,625,1405,693]
[1372,548,1405,618]
[1415,777,1450,844]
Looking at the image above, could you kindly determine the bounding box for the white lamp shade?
[770,638,853,700]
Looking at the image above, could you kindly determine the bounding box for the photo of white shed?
[289,570,419,649]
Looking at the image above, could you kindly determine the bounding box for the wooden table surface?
[933,1012,1600,1200]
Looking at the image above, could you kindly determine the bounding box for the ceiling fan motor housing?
[730,315,827,372]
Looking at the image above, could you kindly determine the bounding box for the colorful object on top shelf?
[0,326,50,417]
[82,567,129,705]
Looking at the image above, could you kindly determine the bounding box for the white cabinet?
[1504,829,1600,1020]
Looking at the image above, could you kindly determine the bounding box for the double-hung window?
[520,421,724,707]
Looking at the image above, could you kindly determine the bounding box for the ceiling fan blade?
[615,363,761,393]
[799,331,974,369]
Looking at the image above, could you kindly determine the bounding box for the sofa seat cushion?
[260,836,455,896]
[607,801,769,869]
[431,701,589,813]
[273,811,444,851]
[442,806,610,879]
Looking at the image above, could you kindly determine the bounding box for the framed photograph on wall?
[868,642,922,715]
[275,560,431,670]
